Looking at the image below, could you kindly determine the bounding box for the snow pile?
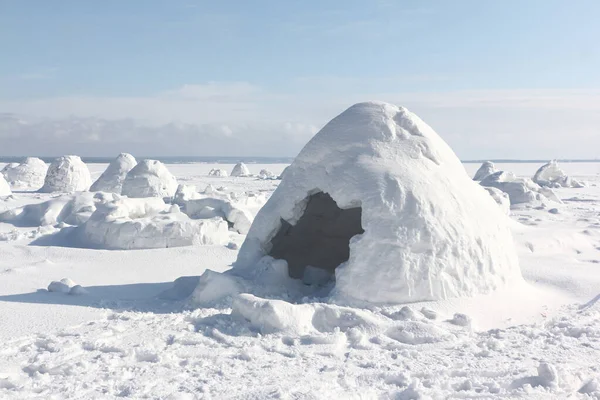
[533,160,585,188]
[473,161,497,181]
[0,174,11,196]
[47,278,87,295]
[230,162,251,177]
[173,184,203,205]
[184,197,253,234]
[90,153,137,193]
[192,101,521,305]
[258,169,276,180]
[208,168,228,177]
[1,157,48,190]
[39,155,92,193]
[0,192,117,227]
[121,160,178,198]
[484,187,510,214]
[480,171,561,205]
[80,197,229,249]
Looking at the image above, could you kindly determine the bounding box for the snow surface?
[473,160,498,181]
[1,157,48,190]
[0,174,11,197]
[121,159,178,198]
[230,162,251,177]
[39,155,92,193]
[1,160,600,399]
[228,102,521,304]
[90,153,137,193]
[533,160,586,188]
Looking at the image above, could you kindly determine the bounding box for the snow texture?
[230,162,250,177]
[480,171,561,205]
[208,168,228,177]
[0,174,11,196]
[213,101,522,304]
[533,160,586,188]
[484,187,511,214]
[121,159,178,199]
[473,161,498,181]
[90,153,137,193]
[1,157,48,190]
[80,197,229,249]
[39,156,92,193]
[184,197,253,234]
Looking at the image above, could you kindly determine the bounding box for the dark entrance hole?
[269,192,364,280]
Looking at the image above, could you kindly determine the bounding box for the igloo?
[231,162,250,177]
[90,153,137,193]
[194,102,522,305]
[121,160,178,198]
[39,156,92,193]
[2,157,48,189]
[473,161,497,181]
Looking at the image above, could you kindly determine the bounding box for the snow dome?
[121,160,178,198]
[1,157,48,190]
[195,102,522,305]
[231,162,250,177]
[90,153,137,193]
[39,156,92,193]
[473,161,497,181]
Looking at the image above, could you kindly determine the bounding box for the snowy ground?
[1,162,600,399]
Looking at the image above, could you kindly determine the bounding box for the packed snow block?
[480,171,561,205]
[2,157,48,190]
[80,197,228,249]
[0,174,11,196]
[533,160,585,188]
[473,161,497,181]
[258,169,276,180]
[173,184,202,205]
[230,162,250,177]
[184,197,253,234]
[90,153,137,193]
[190,270,241,306]
[121,159,178,198]
[230,102,521,304]
[208,168,228,177]
[39,155,92,193]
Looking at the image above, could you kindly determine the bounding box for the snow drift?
[1,157,48,190]
[121,160,178,198]
[473,161,497,181]
[90,153,137,193]
[480,171,561,205]
[533,160,585,188]
[39,156,92,193]
[192,101,522,305]
[230,163,250,177]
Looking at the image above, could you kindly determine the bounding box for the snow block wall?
[39,156,92,193]
[233,101,522,304]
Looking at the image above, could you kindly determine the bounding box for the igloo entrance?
[269,192,364,280]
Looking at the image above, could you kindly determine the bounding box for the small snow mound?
[90,153,137,193]
[208,168,228,177]
[121,159,178,198]
[0,174,11,196]
[184,197,253,234]
[480,171,561,205]
[173,184,202,205]
[69,285,88,295]
[230,162,251,177]
[39,155,92,193]
[2,157,48,190]
[48,278,77,293]
[537,362,559,388]
[258,169,275,180]
[533,160,585,188]
[473,161,497,181]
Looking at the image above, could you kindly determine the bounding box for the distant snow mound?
[2,157,48,190]
[90,153,137,193]
[173,184,203,205]
[192,101,521,305]
[39,156,92,193]
[473,161,497,181]
[0,174,12,196]
[184,197,253,234]
[80,197,229,249]
[230,162,250,177]
[258,169,276,180]
[533,160,585,188]
[208,168,228,177]
[480,171,561,205]
[121,160,178,198]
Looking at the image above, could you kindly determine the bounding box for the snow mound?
[480,171,561,205]
[483,187,510,215]
[208,168,228,177]
[173,184,203,205]
[80,197,229,249]
[184,197,253,234]
[473,161,497,181]
[533,160,585,188]
[121,160,178,198]
[258,169,276,180]
[194,101,522,305]
[90,153,137,193]
[1,157,48,190]
[230,162,250,177]
[0,174,11,196]
[39,156,92,193]
[0,192,116,227]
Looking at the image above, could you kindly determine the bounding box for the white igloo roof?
[234,101,521,304]
[231,162,250,177]
[90,153,137,193]
[2,157,48,189]
[39,155,92,193]
[121,159,178,198]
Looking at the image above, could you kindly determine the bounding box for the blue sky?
[1,0,599,157]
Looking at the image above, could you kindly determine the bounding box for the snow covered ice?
[39,155,92,193]
[90,153,137,193]
[121,159,178,198]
